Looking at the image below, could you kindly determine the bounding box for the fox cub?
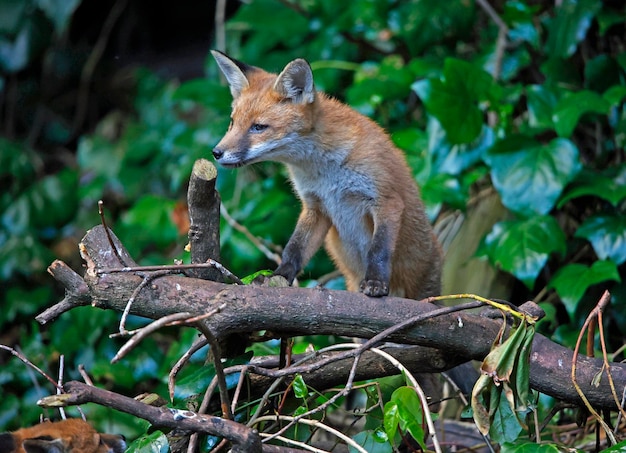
[212,51,442,300]
[0,419,126,453]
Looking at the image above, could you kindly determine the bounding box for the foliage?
[0,0,625,450]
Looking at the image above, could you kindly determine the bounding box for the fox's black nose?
[213,148,224,160]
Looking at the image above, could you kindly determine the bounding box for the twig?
[72,0,129,136]
[169,335,210,401]
[571,290,616,445]
[118,271,171,334]
[0,344,62,390]
[221,204,282,265]
[40,381,262,453]
[371,347,442,453]
[596,308,626,420]
[253,414,367,453]
[475,0,508,81]
[57,355,67,420]
[98,200,129,267]
[258,433,330,453]
[98,261,243,285]
[111,312,193,363]
[215,0,226,53]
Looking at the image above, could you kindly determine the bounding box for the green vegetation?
[0,0,624,450]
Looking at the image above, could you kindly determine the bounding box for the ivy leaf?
[548,261,621,317]
[484,136,581,216]
[602,439,626,452]
[545,0,602,59]
[501,440,568,452]
[552,90,610,137]
[412,58,496,144]
[481,216,566,289]
[292,374,308,399]
[575,214,626,265]
[125,430,169,453]
[391,387,426,450]
[526,84,560,131]
[558,165,626,207]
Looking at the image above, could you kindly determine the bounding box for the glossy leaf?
[575,214,626,265]
[545,0,602,58]
[501,440,571,453]
[526,85,560,130]
[292,374,308,399]
[350,431,393,453]
[489,382,523,444]
[125,430,169,453]
[485,136,581,216]
[391,387,426,450]
[473,321,534,441]
[37,0,82,34]
[548,261,621,317]
[602,439,626,452]
[552,90,610,137]
[558,165,626,207]
[481,216,566,289]
[413,58,496,144]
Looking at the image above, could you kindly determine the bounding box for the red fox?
[212,51,442,300]
[0,419,126,453]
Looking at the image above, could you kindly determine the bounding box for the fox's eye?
[250,123,268,133]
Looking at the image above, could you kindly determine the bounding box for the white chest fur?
[287,156,377,268]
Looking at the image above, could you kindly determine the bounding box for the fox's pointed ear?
[274,59,315,104]
[211,50,252,99]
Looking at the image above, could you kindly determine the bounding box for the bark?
[186,159,222,282]
[40,381,311,453]
[42,224,626,412]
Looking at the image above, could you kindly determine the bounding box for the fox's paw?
[359,279,389,297]
[251,274,290,288]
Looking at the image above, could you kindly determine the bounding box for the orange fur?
[0,419,125,453]
[212,51,442,300]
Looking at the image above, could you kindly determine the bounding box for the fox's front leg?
[275,205,332,284]
[360,197,404,297]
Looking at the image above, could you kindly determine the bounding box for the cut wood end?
[192,158,217,180]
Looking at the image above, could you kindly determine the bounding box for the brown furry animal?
[0,419,126,453]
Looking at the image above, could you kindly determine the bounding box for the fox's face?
[212,51,316,167]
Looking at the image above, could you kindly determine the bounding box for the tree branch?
[40,225,626,411]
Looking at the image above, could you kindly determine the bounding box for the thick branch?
[45,225,626,411]
[187,159,222,281]
[43,381,262,453]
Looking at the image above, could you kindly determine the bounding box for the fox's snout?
[212,147,225,160]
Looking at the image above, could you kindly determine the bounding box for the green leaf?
[412,58,496,144]
[0,0,27,35]
[558,165,626,207]
[526,85,560,130]
[484,136,581,216]
[36,0,82,34]
[501,440,568,452]
[604,85,626,106]
[552,90,610,137]
[292,374,308,399]
[602,438,626,452]
[125,430,169,453]
[383,400,401,446]
[481,216,566,289]
[350,431,393,453]
[545,0,602,59]
[575,214,626,265]
[1,168,78,234]
[390,387,426,450]
[548,261,621,317]
[489,382,523,444]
